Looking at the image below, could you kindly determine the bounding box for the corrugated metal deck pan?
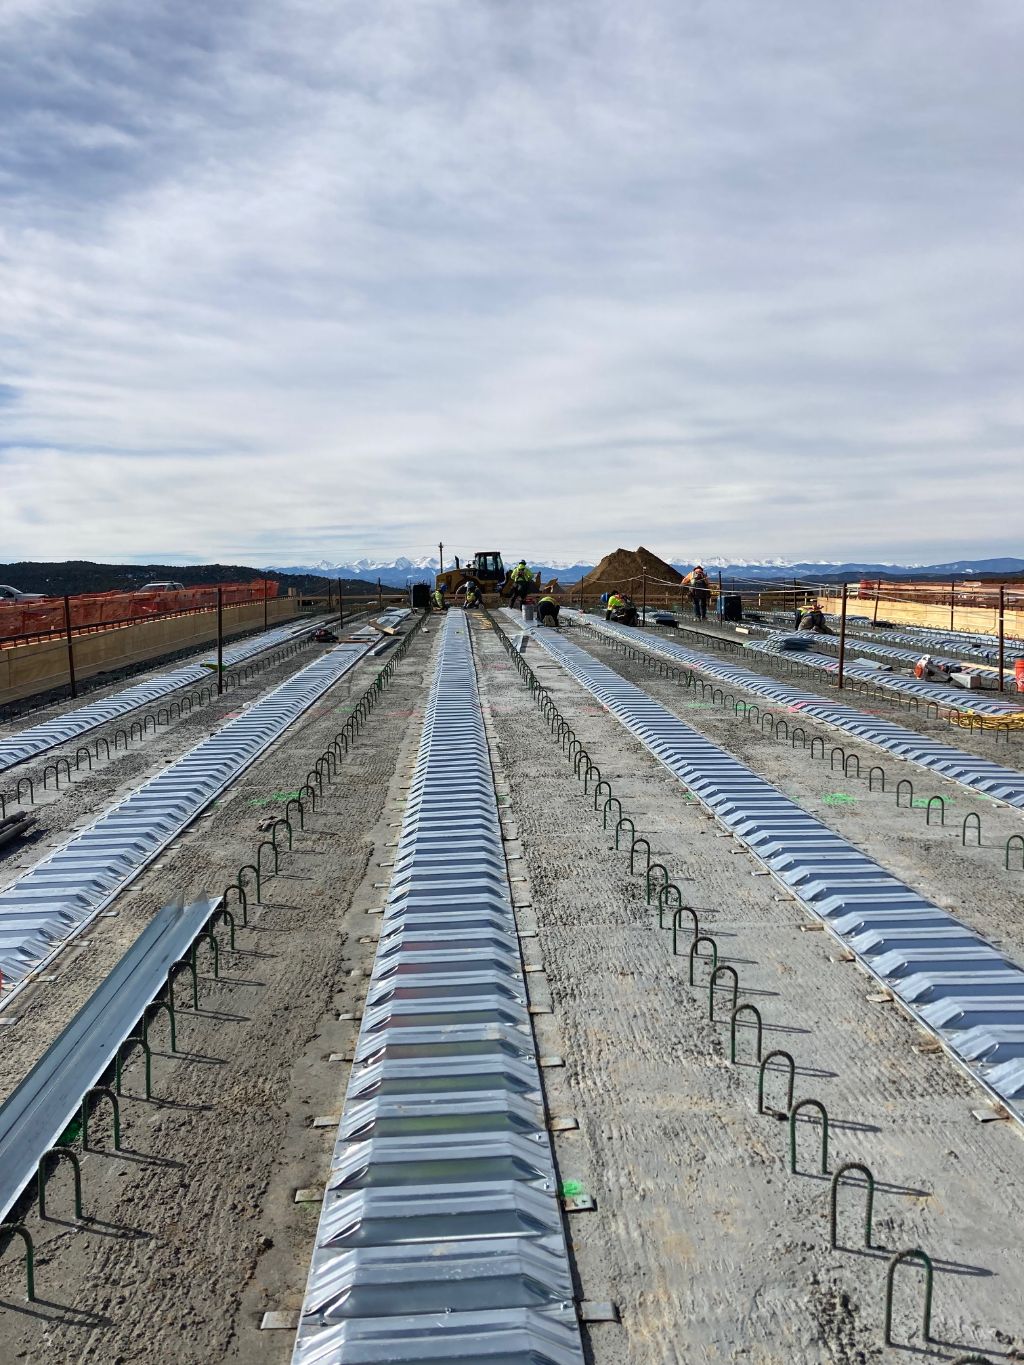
[523,616,1024,1125]
[0,896,218,1222]
[744,635,1020,715]
[0,615,324,775]
[291,613,582,1363]
[0,640,375,1003]
[570,613,1024,808]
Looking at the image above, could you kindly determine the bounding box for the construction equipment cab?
[435,551,506,602]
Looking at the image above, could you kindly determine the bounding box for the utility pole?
[837,583,848,690]
[950,577,955,631]
[438,542,444,576]
[641,573,647,625]
[337,579,344,629]
[216,586,224,695]
[263,576,269,630]
[377,576,382,609]
[872,579,881,626]
[998,585,1005,692]
[63,594,78,699]
[717,569,723,621]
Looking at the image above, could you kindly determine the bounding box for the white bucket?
[522,603,536,622]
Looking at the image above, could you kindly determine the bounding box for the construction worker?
[537,594,560,627]
[464,581,482,610]
[506,559,535,609]
[685,565,711,622]
[431,583,448,612]
[606,592,638,627]
[796,602,832,634]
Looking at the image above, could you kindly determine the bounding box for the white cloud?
[1,0,1022,567]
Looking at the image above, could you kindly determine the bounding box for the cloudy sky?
[1,0,1021,569]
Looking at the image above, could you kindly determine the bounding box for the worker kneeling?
[605,592,638,627]
[464,582,482,610]
[537,595,560,628]
[431,585,449,612]
[796,603,832,634]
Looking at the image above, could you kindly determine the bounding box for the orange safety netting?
[0,581,278,643]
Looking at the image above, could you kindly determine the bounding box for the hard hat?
[439,583,447,592]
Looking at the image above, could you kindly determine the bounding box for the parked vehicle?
[0,584,45,601]
[138,581,186,592]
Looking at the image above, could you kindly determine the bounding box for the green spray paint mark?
[912,795,953,809]
[249,789,302,808]
[58,1116,83,1147]
[824,793,857,806]
[560,1179,585,1198]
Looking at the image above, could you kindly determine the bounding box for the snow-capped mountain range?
[267,555,1024,588]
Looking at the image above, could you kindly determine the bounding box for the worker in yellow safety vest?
[431,585,448,612]
[506,560,535,609]
[464,581,481,609]
[537,595,560,627]
[606,592,638,626]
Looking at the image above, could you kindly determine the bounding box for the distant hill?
[268,554,1024,588]
[0,561,378,597]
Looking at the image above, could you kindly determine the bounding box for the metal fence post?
[63,594,78,699]
[837,582,848,690]
[216,586,224,695]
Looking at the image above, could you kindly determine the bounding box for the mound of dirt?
[581,546,683,593]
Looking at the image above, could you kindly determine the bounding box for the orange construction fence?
[0,581,279,643]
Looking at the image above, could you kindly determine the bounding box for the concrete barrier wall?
[820,594,1024,642]
[0,599,302,707]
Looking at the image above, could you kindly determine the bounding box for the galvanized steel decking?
[523,617,1024,1126]
[0,615,323,776]
[291,611,583,1365]
[743,635,1021,716]
[571,613,1024,809]
[0,637,376,1004]
[0,896,218,1223]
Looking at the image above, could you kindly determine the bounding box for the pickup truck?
[0,584,45,601]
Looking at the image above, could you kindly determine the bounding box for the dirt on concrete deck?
[474,615,1023,1364]
[0,624,435,1363]
[2,608,1023,1365]
[568,625,1024,965]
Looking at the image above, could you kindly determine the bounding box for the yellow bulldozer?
[435,551,532,604]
